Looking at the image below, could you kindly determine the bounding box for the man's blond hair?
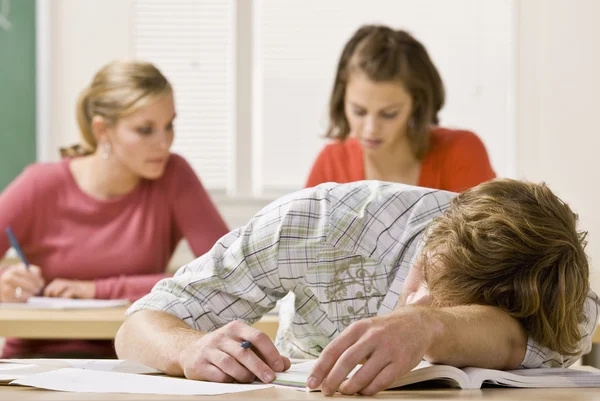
[422,179,589,355]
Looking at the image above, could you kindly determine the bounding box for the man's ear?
[405,285,431,306]
[91,115,110,144]
[398,257,427,308]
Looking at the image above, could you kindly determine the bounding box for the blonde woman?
[0,60,229,358]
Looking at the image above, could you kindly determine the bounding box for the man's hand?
[43,278,95,299]
[308,307,439,396]
[179,320,291,384]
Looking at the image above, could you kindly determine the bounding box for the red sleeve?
[0,166,37,258]
[94,274,169,302]
[305,145,334,188]
[167,155,229,256]
[444,131,496,192]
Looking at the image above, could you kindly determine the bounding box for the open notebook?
[273,360,600,391]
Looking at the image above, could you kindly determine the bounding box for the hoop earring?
[101,142,111,160]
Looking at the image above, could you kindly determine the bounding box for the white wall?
[517,0,600,292]
[47,0,134,161]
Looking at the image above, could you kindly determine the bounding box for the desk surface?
[2,386,600,400]
[0,306,279,340]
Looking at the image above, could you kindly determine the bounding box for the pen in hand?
[5,227,30,269]
[2,226,44,301]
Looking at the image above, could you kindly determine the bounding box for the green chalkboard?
[0,0,36,191]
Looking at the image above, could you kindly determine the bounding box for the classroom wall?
[46,0,134,159]
[517,0,600,292]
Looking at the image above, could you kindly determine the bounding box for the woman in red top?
[0,60,229,358]
[306,25,496,192]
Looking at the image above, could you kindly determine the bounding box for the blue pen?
[5,227,30,269]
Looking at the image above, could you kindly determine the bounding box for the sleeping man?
[116,179,599,396]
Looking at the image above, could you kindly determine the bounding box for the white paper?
[0,364,55,384]
[0,374,26,384]
[11,368,272,395]
[0,297,129,309]
[29,297,128,309]
[0,363,36,371]
[0,359,161,375]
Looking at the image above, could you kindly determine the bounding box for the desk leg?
[582,343,600,367]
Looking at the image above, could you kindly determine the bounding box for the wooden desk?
[2,386,600,400]
[0,306,279,340]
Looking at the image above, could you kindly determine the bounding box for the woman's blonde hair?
[60,60,172,158]
[326,25,445,159]
[422,179,589,356]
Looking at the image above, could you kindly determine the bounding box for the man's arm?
[308,304,526,396]
[115,310,202,377]
[115,190,329,383]
[424,305,527,369]
[113,220,290,383]
[115,310,288,383]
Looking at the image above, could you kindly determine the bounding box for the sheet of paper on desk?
[0,297,129,309]
[0,364,56,384]
[11,368,273,395]
[0,359,161,374]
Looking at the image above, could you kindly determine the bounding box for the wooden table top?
[0,306,279,339]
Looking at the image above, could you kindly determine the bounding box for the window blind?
[134,0,235,191]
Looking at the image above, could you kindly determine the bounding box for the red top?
[0,153,229,358]
[306,127,496,192]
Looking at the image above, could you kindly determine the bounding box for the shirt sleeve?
[443,131,496,192]
[167,155,229,257]
[126,190,325,332]
[520,290,600,368]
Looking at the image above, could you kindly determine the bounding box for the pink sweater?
[0,154,229,358]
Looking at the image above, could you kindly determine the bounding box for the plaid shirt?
[128,181,599,368]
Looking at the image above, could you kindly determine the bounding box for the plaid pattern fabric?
[128,181,599,368]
